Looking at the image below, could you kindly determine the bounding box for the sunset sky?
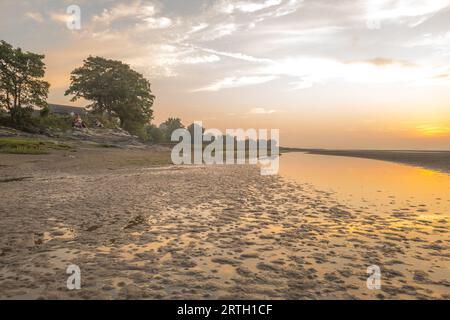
[1,0,450,149]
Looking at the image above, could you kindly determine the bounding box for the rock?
[413,270,430,283]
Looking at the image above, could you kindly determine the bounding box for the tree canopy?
[146,124,164,143]
[187,122,206,143]
[65,56,155,134]
[160,117,184,141]
[0,40,50,123]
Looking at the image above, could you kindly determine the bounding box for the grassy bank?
[0,137,73,155]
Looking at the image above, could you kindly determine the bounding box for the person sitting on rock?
[73,114,87,129]
[94,119,104,128]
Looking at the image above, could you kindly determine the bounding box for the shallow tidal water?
[279,152,450,217]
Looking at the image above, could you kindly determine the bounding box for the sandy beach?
[0,144,449,300]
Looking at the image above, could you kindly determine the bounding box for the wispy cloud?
[220,0,283,14]
[49,12,73,24]
[249,107,277,114]
[92,0,173,29]
[193,75,278,91]
[348,57,417,68]
[198,47,272,63]
[183,54,221,64]
[364,0,450,27]
[25,11,44,23]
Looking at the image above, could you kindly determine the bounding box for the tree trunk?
[6,91,10,110]
[13,83,17,109]
[17,85,21,108]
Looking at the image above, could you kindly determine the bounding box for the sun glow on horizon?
[416,124,450,136]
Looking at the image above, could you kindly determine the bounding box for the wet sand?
[0,147,449,300]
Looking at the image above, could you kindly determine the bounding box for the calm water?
[279,152,450,216]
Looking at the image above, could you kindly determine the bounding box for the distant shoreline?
[280,147,450,174]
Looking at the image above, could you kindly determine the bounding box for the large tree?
[0,40,50,122]
[65,56,155,133]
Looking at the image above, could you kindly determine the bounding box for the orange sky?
[1,0,450,149]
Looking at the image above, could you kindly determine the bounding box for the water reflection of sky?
[279,152,450,216]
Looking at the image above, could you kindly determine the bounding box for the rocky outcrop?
[0,126,145,148]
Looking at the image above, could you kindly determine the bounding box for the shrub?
[146,124,164,143]
[32,114,72,131]
[10,106,33,126]
[123,120,148,141]
[40,105,50,117]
